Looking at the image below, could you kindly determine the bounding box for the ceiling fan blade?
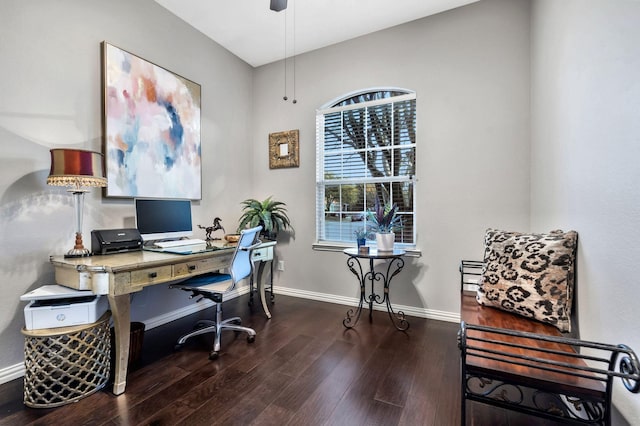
[270,0,287,12]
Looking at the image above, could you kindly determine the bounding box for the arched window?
[315,88,416,247]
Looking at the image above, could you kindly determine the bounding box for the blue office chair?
[170,226,262,360]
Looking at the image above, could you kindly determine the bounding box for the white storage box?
[21,285,109,330]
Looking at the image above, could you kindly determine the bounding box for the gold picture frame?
[269,129,299,169]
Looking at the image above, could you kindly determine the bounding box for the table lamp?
[47,148,107,257]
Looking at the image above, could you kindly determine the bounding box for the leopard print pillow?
[477,228,578,332]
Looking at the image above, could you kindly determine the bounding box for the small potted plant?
[237,196,293,240]
[354,226,374,252]
[367,198,402,251]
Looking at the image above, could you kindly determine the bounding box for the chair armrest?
[239,239,263,252]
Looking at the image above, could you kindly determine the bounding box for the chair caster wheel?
[174,344,183,351]
[209,351,219,360]
[247,335,256,343]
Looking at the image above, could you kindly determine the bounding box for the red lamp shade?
[47,148,107,257]
[47,149,107,188]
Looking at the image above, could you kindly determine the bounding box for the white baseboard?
[0,363,25,385]
[0,286,459,385]
[272,286,461,323]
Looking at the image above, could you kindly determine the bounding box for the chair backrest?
[229,226,263,285]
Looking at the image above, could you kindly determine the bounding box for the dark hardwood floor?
[0,294,630,425]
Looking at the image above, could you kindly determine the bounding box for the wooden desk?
[50,243,244,395]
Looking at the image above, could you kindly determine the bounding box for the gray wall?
[252,0,531,318]
[0,0,254,369]
[530,0,640,422]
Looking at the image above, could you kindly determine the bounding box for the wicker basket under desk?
[21,311,111,408]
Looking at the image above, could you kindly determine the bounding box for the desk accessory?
[198,217,225,240]
[91,228,142,255]
[224,234,240,243]
[47,149,107,258]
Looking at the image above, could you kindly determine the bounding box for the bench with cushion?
[457,229,640,425]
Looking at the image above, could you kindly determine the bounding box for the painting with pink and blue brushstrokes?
[103,42,201,199]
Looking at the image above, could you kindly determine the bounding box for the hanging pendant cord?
[283,8,288,101]
[292,0,297,104]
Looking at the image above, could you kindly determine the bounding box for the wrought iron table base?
[343,249,409,331]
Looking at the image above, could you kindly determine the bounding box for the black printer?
[91,228,143,255]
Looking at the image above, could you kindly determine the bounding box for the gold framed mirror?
[269,129,299,169]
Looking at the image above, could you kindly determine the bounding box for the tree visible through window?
[316,89,416,246]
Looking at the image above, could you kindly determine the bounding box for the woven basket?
[22,311,111,408]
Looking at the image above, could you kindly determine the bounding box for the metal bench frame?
[458,260,640,425]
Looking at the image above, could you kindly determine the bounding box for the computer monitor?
[134,198,193,242]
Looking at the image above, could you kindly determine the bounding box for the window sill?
[312,242,422,258]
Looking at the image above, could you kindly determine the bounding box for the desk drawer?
[174,255,231,279]
[252,247,273,262]
[130,266,172,287]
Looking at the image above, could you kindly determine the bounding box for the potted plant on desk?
[237,196,293,240]
[367,198,402,252]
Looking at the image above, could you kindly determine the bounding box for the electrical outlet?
[277,260,285,271]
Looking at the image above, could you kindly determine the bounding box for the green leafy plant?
[367,198,402,233]
[354,226,374,241]
[237,196,293,238]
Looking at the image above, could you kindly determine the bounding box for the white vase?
[376,232,395,252]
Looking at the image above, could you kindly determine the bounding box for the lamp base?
[64,248,91,258]
[64,231,91,258]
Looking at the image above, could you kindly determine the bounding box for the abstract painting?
[102,42,201,199]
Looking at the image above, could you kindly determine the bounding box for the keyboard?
[154,238,207,249]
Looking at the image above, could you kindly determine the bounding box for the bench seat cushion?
[477,229,578,332]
